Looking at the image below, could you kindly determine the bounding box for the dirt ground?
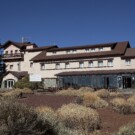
[19,93,135,135]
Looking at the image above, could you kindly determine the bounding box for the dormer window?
[72,50,76,53]
[90,48,95,52]
[99,47,103,51]
[66,50,70,54]
[85,49,89,52]
[53,51,56,54]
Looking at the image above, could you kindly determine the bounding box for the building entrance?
[123,76,131,88]
[4,79,15,89]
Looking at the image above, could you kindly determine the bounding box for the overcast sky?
[0,0,135,47]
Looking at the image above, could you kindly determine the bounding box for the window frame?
[107,59,113,67]
[98,60,103,67]
[125,59,131,66]
[40,63,45,70]
[55,63,60,69]
[79,61,84,68]
[89,61,94,67]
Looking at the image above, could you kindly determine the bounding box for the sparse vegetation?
[57,103,101,134]
[127,94,135,107]
[110,98,134,114]
[81,92,108,109]
[0,97,58,135]
[110,92,124,97]
[56,87,94,97]
[113,122,135,135]
[95,89,110,98]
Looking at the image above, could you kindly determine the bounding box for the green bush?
[14,76,43,90]
[113,122,135,135]
[0,97,57,135]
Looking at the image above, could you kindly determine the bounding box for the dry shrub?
[113,122,135,135]
[110,92,124,97]
[57,103,101,134]
[127,94,135,106]
[110,98,134,114]
[95,89,110,98]
[78,87,94,92]
[82,92,108,109]
[36,106,83,135]
[0,97,57,135]
[89,130,103,135]
[56,87,94,97]
[1,90,21,98]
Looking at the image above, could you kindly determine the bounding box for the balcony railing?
[2,53,24,59]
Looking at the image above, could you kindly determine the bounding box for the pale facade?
[1,40,135,89]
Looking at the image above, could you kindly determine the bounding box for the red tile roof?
[31,41,130,62]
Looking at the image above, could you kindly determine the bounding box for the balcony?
[2,53,24,60]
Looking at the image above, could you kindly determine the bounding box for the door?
[4,79,15,89]
[123,76,131,88]
[104,77,109,89]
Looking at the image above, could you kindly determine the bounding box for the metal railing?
[2,53,24,59]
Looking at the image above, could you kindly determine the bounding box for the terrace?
[2,53,24,60]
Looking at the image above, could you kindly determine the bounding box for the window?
[17,62,21,71]
[108,59,113,67]
[5,51,8,54]
[66,50,70,54]
[79,61,84,68]
[65,62,70,69]
[10,65,13,70]
[89,61,93,67]
[85,49,89,52]
[72,50,76,53]
[40,63,45,70]
[99,47,103,51]
[53,51,56,54]
[98,60,103,67]
[15,50,18,54]
[125,59,131,66]
[55,63,60,69]
[11,50,13,54]
[90,48,95,52]
[30,62,33,68]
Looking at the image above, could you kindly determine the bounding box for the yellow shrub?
[95,89,110,98]
[127,94,135,106]
[56,87,94,97]
[82,92,108,108]
[57,103,101,133]
[110,98,134,114]
[110,92,123,97]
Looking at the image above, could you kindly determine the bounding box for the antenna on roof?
[21,36,29,43]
